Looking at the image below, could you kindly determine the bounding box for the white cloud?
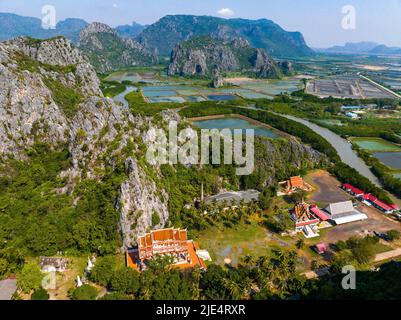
[217,8,234,18]
[112,3,118,8]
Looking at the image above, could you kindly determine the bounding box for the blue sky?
[1,0,401,47]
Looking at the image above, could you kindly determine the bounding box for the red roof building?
[126,228,207,271]
[342,183,398,214]
[291,202,320,229]
[363,194,395,213]
[315,243,328,254]
[310,205,330,221]
[286,176,313,193]
[342,184,364,196]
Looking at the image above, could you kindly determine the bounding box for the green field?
[192,221,284,267]
[317,119,345,126]
[351,137,401,152]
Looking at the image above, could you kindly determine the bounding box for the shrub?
[71,284,98,300]
[31,288,49,300]
[387,230,401,242]
[110,267,140,294]
[151,212,161,226]
[89,256,117,286]
[43,78,82,119]
[17,262,44,293]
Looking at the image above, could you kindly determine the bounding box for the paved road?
[0,279,17,300]
[375,248,401,262]
[303,248,401,279]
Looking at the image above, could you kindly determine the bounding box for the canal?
[278,114,382,187]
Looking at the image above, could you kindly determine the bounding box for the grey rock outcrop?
[77,22,157,73]
[212,67,224,88]
[278,61,294,75]
[168,36,283,78]
[119,158,169,247]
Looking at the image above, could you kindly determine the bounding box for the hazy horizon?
[1,0,401,48]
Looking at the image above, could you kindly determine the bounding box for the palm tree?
[222,278,241,300]
[296,238,305,250]
[242,255,255,267]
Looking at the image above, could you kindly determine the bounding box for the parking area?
[307,170,352,204]
[306,170,401,243]
[321,204,401,243]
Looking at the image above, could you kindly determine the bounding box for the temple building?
[324,201,367,225]
[278,176,313,195]
[291,202,320,238]
[40,257,68,273]
[126,228,209,271]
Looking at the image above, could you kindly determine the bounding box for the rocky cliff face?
[0,36,168,245]
[168,36,285,78]
[119,158,169,248]
[0,36,100,156]
[253,137,327,187]
[77,22,157,73]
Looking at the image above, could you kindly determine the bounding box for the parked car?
[374,231,391,241]
[393,212,401,220]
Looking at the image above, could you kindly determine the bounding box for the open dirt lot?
[306,170,352,204]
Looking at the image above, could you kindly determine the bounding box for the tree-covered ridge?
[0,143,125,278]
[137,15,313,57]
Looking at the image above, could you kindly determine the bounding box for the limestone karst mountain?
[77,22,157,73]
[167,36,293,78]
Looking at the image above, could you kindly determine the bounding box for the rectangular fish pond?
[351,137,401,152]
[373,152,401,170]
[192,117,280,139]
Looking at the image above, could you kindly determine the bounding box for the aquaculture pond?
[351,137,401,152]
[206,94,237,101]
[107,72,301,104]
[242,79,300,95]
[373,152,401,170]
[192,117,279,139]
[147,96,186,103]
[240,92,274,100]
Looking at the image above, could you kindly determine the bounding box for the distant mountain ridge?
[137,15,313,57]
[0,13,88,43]
[116,22,148,38]
[0,12,313,59]
[318,42,401,55]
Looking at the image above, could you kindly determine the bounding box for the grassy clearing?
[43,78,83,119]
[125,90,181,116]
[100,80,126,98]
[192,221,271,264]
